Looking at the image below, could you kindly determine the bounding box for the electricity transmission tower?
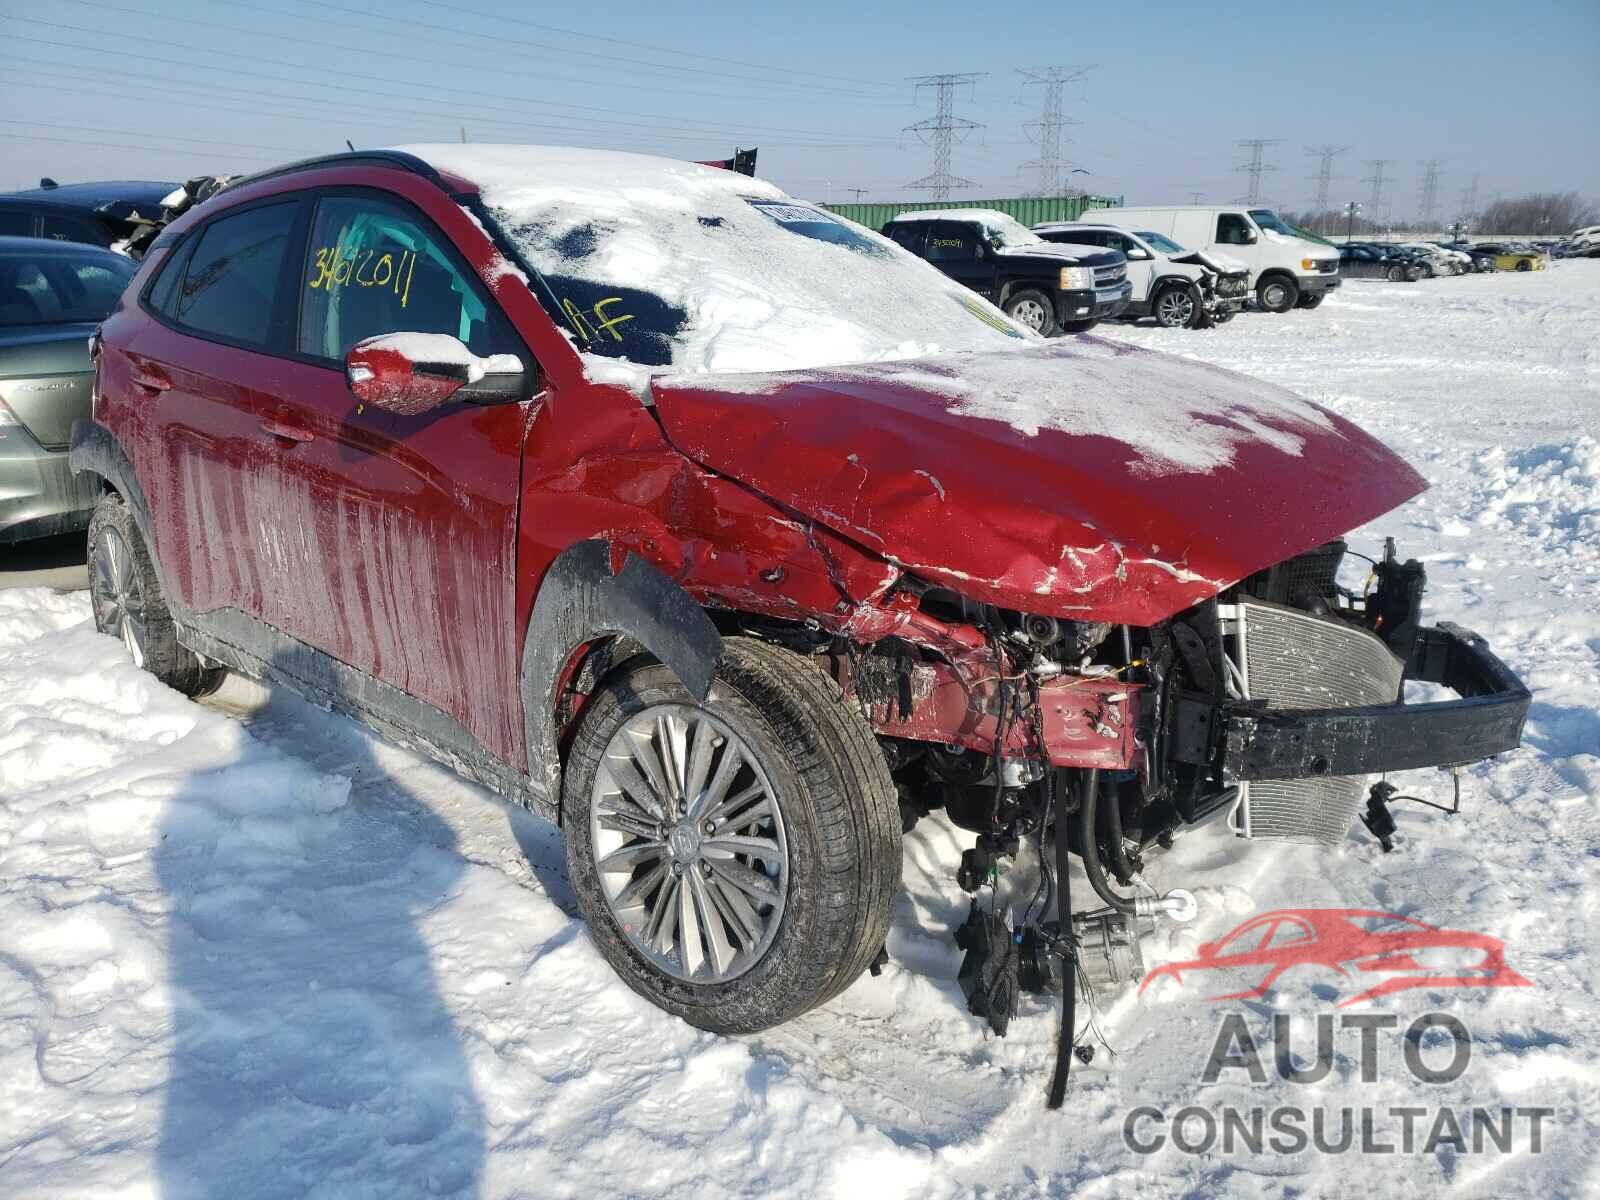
[1458,173,1479,220]
[1363,158,1393,226]
[1018,66,1090,196]
[1307,145,1347,217]
[904,73,985,200]
[1234,139,1281,204]
[1418,160,1442,228]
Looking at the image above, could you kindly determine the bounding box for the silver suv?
[1034,222,1249,328]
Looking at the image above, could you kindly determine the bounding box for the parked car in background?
[70,145,1530,1042]
[1470,243,1546,271]
[0,180,177,254]
[1571,224,1600,249]
[1414,243,1472,276]
[1033,222,1248,328]
[1,236,135,543]
[1085,205,1340,313]
[881,209,1130,334]
[1442,241,1497,271]
[1337,244,1420,282]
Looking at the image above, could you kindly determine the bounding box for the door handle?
[259,417,314,444]
[130,369,171,394]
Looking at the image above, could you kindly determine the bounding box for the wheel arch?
[520,539,723,819]
[68,419,172,597]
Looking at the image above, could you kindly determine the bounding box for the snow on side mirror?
[345,333,524,415]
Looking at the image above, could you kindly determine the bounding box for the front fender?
[519,539,723,815]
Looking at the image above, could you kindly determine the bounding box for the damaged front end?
[645,341,1529,1098]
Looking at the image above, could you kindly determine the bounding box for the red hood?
[651,338,1426,624]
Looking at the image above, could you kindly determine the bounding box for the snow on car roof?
[396,145,1033,376]
[888,208,1019,223]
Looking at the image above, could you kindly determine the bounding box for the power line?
[1306,144,1348,213]
[1234,139,1281,205]
[1418,159,1442,227]
[0,26,908,148]
[403,0,901,89]
[1018,66,1090,197]
[904,73,985,201]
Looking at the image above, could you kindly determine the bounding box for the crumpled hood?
[651,338,1426,624]
[1175,248,1249,275]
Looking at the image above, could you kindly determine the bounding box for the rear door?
[262,187,535,761]
[126,197,306,618]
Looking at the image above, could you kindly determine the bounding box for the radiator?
[1234,600,1405,844]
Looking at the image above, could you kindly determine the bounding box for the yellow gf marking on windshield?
[593,297,634,342]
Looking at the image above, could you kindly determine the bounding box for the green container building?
[819,195,1123,232]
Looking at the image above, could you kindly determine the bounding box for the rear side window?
[925,222,977,262]
[145,239,194,318]
[297,193,520,361]
[0,208,35,237]
[39,212,103,246]
[175,202,297,347]
[0,250,134,327]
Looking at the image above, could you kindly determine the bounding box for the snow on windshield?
[402,146,1032,375]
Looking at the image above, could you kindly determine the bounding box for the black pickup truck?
[881,208,1131,335]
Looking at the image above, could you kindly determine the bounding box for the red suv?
[70,146,1528,1036]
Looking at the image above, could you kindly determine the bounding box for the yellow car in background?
[1471,242,1547,271]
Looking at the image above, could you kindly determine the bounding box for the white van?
[1086,205,1341,313]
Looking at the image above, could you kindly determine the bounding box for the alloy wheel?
[1156,290,1195,327]
[589,703,789,983]
[1008,298,1048,330]
[90,526,148,668]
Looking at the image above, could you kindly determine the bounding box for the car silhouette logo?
[1139,908,1532,1006]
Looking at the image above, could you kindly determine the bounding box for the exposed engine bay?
[737,534,1528,1102]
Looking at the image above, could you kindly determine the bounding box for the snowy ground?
[2,265,1597,1199]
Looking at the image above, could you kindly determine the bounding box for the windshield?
[421,146,1031,374]
[1134,230,1186,254]
[978,213,1045,249]
[0,249,133,327]
[1248,209,1298,237]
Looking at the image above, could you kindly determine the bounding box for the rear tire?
[1059,318,1100,333]
[87,492,224,697]
[1255,274,1299,313]
[1002,289,1059,336]
[1516,259,1531,271]
[562,637,901,1034]
[1386,264,1405,282]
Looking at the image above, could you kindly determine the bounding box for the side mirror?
[1241,228,1258,244]
[1126,247,1151,260]
[345,333,524,415]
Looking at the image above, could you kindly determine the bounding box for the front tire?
[1295,293,1326,310]
[87,492,223,697]
[1059,318,1100,333]
[1153,284,1198,328]
[1516,259,1531,272]
[1002,289,1059,336]
[1255,274,1300,313]
[1386,264,1406,282]
[562,638,901,1034]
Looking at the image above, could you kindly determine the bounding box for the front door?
[262,189,536,762]
[925,221,996,298]
[1214,211,1261,282]
[1104,231,1155,304]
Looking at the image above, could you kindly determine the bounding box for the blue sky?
[2,0,1596,217]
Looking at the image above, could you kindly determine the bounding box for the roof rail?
[225,150,449,194]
